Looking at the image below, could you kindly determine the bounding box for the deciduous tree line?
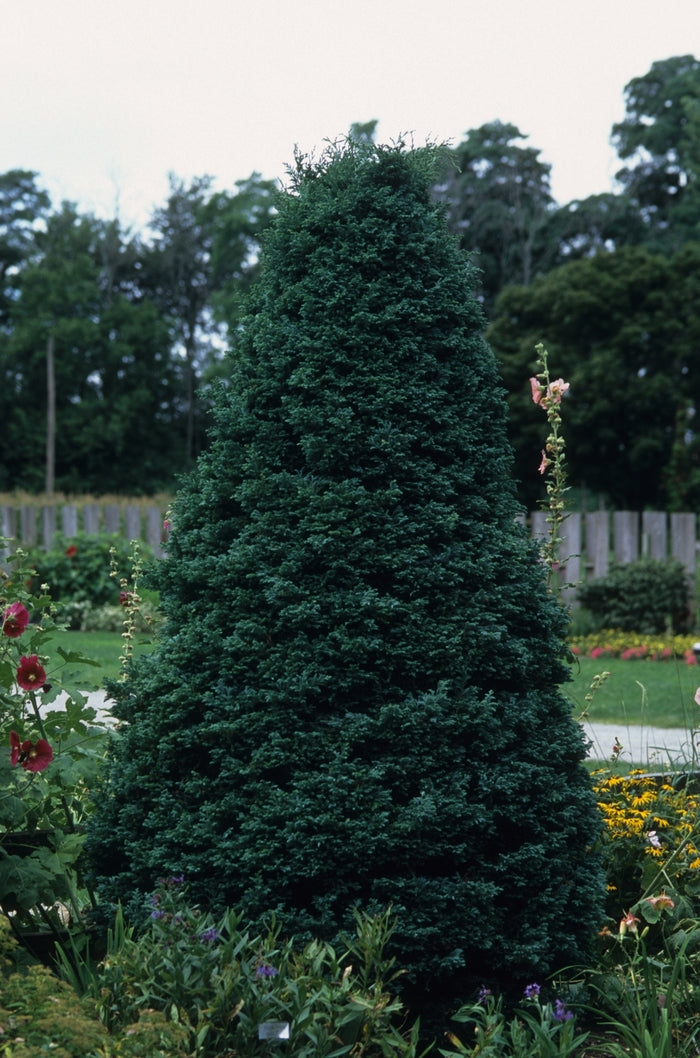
[2,54,699,506]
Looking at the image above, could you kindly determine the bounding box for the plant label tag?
[258,1021,290,1041]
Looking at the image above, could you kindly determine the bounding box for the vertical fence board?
[671,513,697,580]
[145,507,164,557]
[613,511,638,565]
[585,511,609,580]
[41,506,56,550]
[530,511,548,546]
[61,505,78,538]
[642,511,667,559]
[0,506,15,561]
[20,507,37,547]
[104,505,121,535]
[1,506,16,542]
[82,505,100,535]
[124,506,142,542]
[560,512,581,607]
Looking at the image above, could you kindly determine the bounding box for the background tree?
[432,121,554,308]
[87,142,604,1025]
[202,172,279,355]
[542,192,646,268]
[489,243,700,509]
[613,54,700,247]
[141,172,278,461]
[0,203,185,492]
[0,170,50,328]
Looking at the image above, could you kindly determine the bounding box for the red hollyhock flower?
[9,730,53,772]
[65,544,78,557]
[16,654,47,691]
[2,602,29,638]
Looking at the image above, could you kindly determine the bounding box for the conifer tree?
[88,142,604,1016]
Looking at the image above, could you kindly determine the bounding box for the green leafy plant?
[594,769,700,916]
[0,543,110,949]
[586,895,700,1058]
[0,916,190,1057]
[442,983,588,1058]
[26,533,154,628]
[64,875,422,1058]
[576,558,691,635]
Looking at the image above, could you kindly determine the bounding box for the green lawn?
[564,655,700,729]
[47,631,700,731]
[48,629,156,689]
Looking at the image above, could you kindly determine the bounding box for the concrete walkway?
[44,689,118,727]
[42,691,700,768]
[584,721,699,767]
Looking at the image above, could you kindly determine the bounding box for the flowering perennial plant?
[443,982,587,1058]
[529,343,570,590]
[570,630,699,663]
[0,541,108,938]
[78,876,421,1058]
[594,769,700,916]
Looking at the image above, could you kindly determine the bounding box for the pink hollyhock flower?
[686,651,697,665]
[529,377,543,404]
[538,450,549,475]
[546,378,570,404]
[16,654,47,691]
[10,730,53,772]
[2,602,29,638]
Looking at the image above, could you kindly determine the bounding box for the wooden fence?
[0,502,168,559]
[0,503,697,605]
[531,509,698,608]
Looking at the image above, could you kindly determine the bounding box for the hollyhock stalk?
[530,343,570,594]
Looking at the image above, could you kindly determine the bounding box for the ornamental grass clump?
[87,140,605,1022]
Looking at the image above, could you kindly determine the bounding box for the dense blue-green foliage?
[87,143,605,1020]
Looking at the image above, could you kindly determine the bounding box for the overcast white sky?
[2,0,699,231]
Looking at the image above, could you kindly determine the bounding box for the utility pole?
[45,331,55,496]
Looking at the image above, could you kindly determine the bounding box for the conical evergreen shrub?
[88,142,604,1016]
